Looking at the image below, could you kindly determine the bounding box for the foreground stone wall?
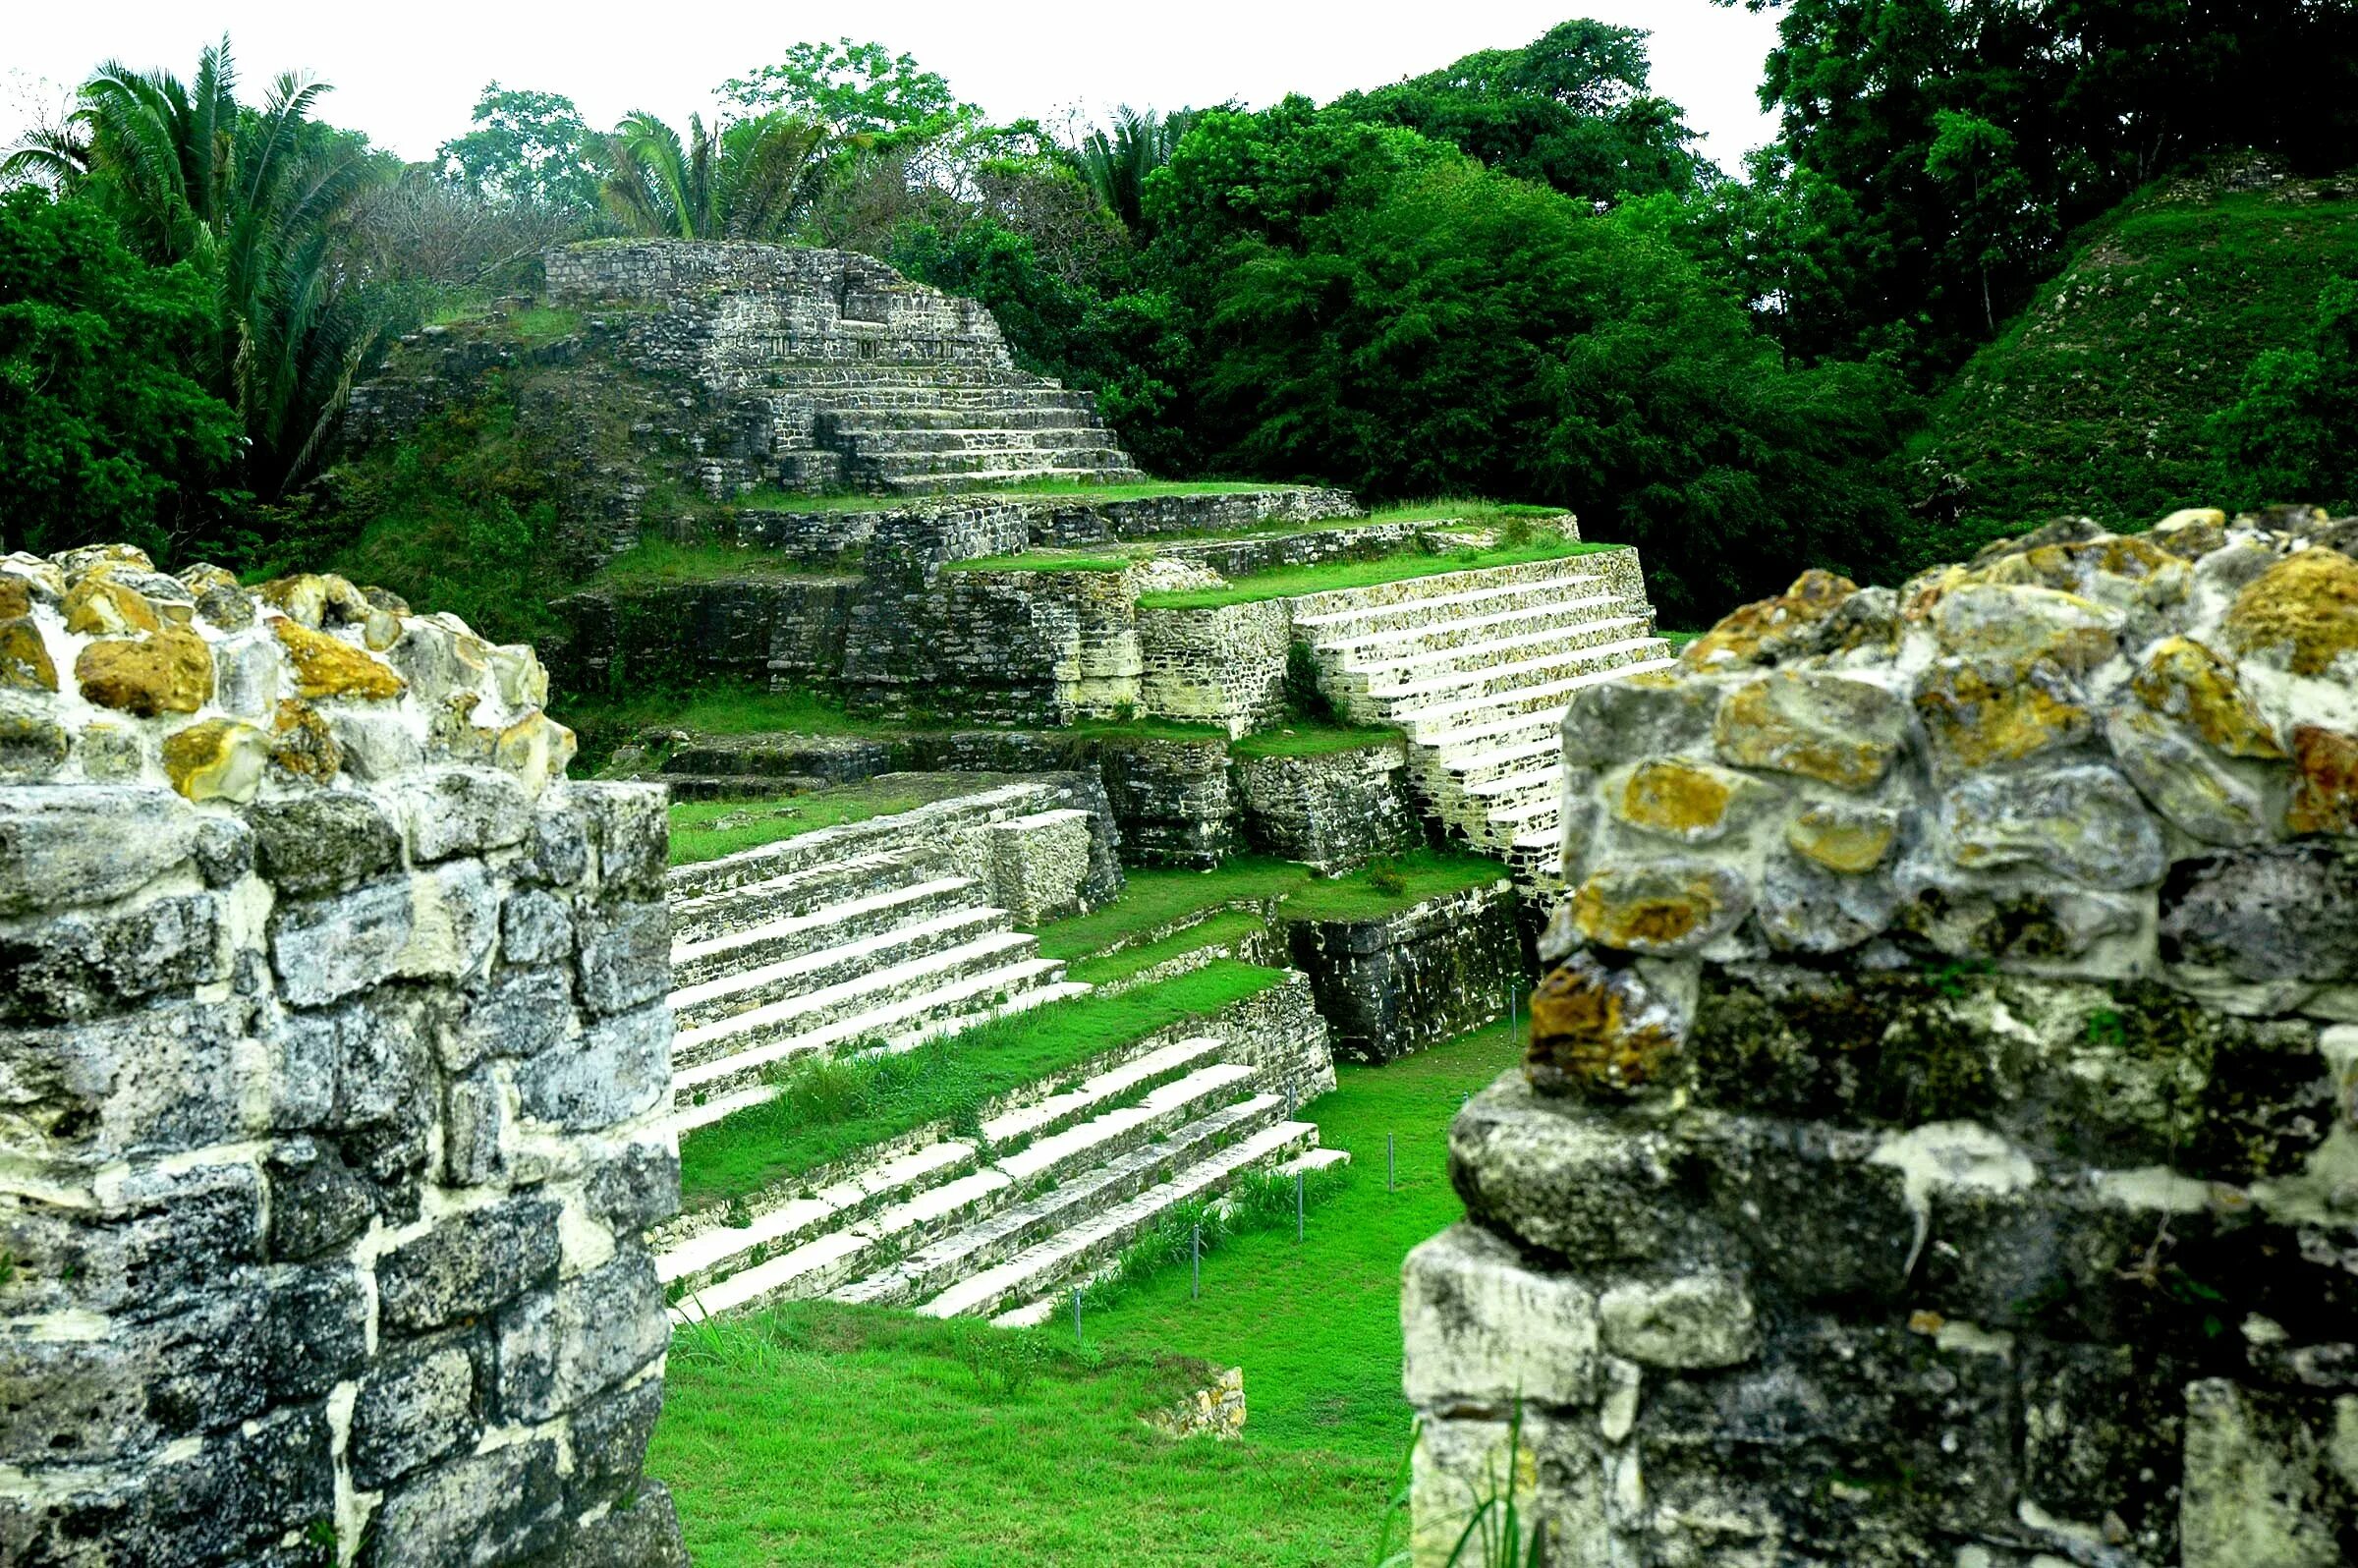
[1403,508,2358,1565]
[0,546,686,1566]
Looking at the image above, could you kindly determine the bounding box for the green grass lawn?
[737,479,1285,516]
[1230,721,1403,760]
[668,782,951,867]
[596,536,859,585]
[1137,538,1615,610]
[648,1018,1524,1566]
[675,962,1291,1213]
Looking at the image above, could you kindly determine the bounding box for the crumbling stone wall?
[1286,880,1519,1064]
[0,545,686,1567]
[1403,508,2358,1565]
[1236,739,1421,873]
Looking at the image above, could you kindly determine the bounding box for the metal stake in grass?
[1387,1133,1396,1192]
[1192,1222,1201,1300]
[1295,1170,1305,1243]
[1071,1285,1083,1346]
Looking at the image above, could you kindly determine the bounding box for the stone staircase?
[664,784,1097,1134]
[806,376,1145,494]
[1296,555,1675,892]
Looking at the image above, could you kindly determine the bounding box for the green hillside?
[1903,163,2358,564]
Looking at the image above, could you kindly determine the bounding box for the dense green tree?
[0,187,238,557]
[2209,275,2358,512]
[1076,107,1198,234]
[599,111,831,241]
[438,84,601,213]
[1140,100,1911,621]
[1332,20,1703,205]
[718,40,971,145]
[1725,0,2358,372]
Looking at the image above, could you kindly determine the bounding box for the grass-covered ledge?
[1136,537,1617,609]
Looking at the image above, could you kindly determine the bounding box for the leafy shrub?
[1367,865,1408,898]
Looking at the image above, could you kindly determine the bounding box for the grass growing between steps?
[646,1018,1525,1565]
[595,536,861,585]
[674,960,1291,1214]
[649,1302,1383,1567]
[668,782,952,867]
[1062,908,1270,987]
[1136,537,1617,609]
[1230,720,1403,759]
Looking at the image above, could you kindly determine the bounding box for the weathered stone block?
[2162,841,2358,983]
[1597,1271,1759,1369]
[264,1137,376,1261]
[363,1437,563,1568]
[351,1341,480,1490]
[554,1248,669,1407]
[246,791,401,896]
[1401,1222,1599,1409]
[0,891,223,1025]
[0,784,195,916]
[450,962,574,1071]
[269,877,415,1007]
[517,1002,669,1131]
[575,897,670,1017]
[0,1159,262,1318]
[501,886,575,967]
[0,998,245,1161]
[577,782,669,896]
[375,1197,562,1335]
[567,1374,666,1506]
[389,765,531,863]
[584,1133,684,1236]
[1286,881,1516,1064]
[1448,1075,1701,1263]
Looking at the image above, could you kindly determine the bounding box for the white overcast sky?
[4,2,1783,172]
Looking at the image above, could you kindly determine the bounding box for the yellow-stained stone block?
[1526,951,1683,1098]
[268,698,344,782]
[1610,757,1762,842]
[0,578,30,620]
[62,577,162,638]
[161,718,269,803]
[271,616,407,701]
[1678,569,1858,669]
[0,617,58,693]
[1786,802,1899,874]
[1914,658,2093,776]
[75,629,213,716]
[1568,862,1749,955]
[495,710,578,797]
[1713,671,1905,792]
[2289,725,2358,837]
[2225,548,2358,677]
[2130,637,2284,759]
[257,573,369,629]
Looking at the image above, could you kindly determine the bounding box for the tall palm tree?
[1077,105,1195,234]
[4,37,394,499]
[599,110,831,242]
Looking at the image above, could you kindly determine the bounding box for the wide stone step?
[670,977,1092,1136]
[1368,635,1667,708]
[671,875,984,988]
[668,848,948,948]
[1339,615,1653,692]
[665,781,1067,904]
[823,408,1105,433]
[670,905,1016,1032]
[664,1049,1257,1311]
[1462,761,1563,812]
[1442,730,1567,790]
[884,466,1149,495]
[1289,557,1616,622]
[1392,647,1672,735]
[1312,590,1626,662]
[671,935,1056,1088]
[857,446,1137,479]
[913,1108,1320,1320]
[1297,572,1620,642]
[817,1068,1273,1311]
[832,426,1110,454]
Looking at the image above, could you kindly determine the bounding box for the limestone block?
[0,614,58,691]
[554,1248,668,1405]
[449,963,574,1071]
[75,719,140,780]
[1678,568,1876,670]
[2132,636,2285,758]
[2223,546,2358,677]
[329,707,425,780]
[1757,848,1899,954]
[1562,669,1719,768]
[569,1375,668,1503]
[0,890,223,1025]
[1448,1074,1696,1262]
[1597,1271,1759,1369]
[389,764,532,863]
[405,859,500,982]
[1402,1222,1599,1407]
[575,897,671,1017]
[2288,724,2358,835]
[270,613,406,700]
[1939,764,2166,890]
[0,1158,261,1317]
[350,1342,481,1489]
[2180,1379,2342,1568]
[575,782,669,896]
[1604,756,1773,842]
[160,716,269,803]
[263,1137,376,1261]
[74,627,213,715]
[1785,800,1899,873]
[365,1437,564,1568]
[1914,656,2096,779]
[2161,842,2358,983]
[500,887,576,968]
[1564,858,1752,956]
[0,699,67,781]
[0,998,245,1162]
[247,791,403,896]
[1712,669,1907,791]
[985,808,1095,925]
[269,877,416,1007]
[1526,948,1685,1098]
[1409,1407,1609,1568]
[517,1000,669,1131]
[584,1132,684,1236]
[375,1196,563,1335]
[2105,702,2276,846]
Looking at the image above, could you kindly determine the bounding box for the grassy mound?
[1905,170,2358,563]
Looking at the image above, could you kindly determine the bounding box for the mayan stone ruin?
[1402,509,2358,1565]
[0,547,688,1566]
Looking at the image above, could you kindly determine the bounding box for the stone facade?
[1402,509,2358,1565]
[1286,881,1520,1064]
[1137,600,1294,737]
[1235,738,1422,872]
[0,546,686,1565]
